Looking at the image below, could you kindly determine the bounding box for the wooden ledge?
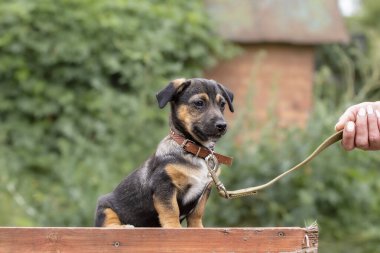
[0,226,318,253]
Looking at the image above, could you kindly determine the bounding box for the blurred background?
[0,0,379,252]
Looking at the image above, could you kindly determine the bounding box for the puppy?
[94,78,234,228]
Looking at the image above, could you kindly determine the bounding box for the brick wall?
[204,43,314,129]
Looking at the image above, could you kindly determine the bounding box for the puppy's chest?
[181,159,211,205]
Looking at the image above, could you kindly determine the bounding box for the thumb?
[335,118,346,131]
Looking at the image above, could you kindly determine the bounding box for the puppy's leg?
[95,194,124,227]
[101,208,122,227]
[153,188,181,228]
[186,184,212,228]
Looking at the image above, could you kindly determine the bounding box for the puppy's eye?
[220,101,226,109]
[193,100,204,108]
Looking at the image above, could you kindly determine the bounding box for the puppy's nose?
[215,121,227,133]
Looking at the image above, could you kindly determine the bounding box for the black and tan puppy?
[94,78,234,228]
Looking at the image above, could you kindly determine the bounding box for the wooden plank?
[0,227,318,253]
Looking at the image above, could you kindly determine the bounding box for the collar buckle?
[180,138,193,148]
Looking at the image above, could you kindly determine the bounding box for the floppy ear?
[217,83,234,112]
[156,78,191,109]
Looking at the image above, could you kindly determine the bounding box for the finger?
[355,107,369,150]
[335,105,361,131]
[366,105,380,150]
[342,121,356,151]
[335,116,348,131]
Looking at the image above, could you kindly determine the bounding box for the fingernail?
[358,107,366,117]
[376,110,380,118]
[367,105,374,115]
[346,121,355,132]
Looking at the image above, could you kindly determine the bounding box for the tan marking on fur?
[177,105,193,133]
[177,93,209,135]
[177,93,210,144]
[171,78,186,89]
[165,164,190,191]
[187,184,212,228]
[153,191,181,228]
[216,94,224,104]
[188,93,209,103]
[102,208,122,227]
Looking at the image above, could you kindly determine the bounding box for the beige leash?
[206,130,344,199]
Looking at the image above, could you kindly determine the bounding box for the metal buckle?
[205,153,219,173]
[181,138,194,149]
[181,139,190,148]
[205,153,229,198]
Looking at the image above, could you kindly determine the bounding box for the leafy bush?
[204,99,380,252]
[0,0,233,226]
[203,17,380,253]
[1,1,380,252]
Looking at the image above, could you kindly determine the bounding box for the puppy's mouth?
[192,126,225,147]
[208,133,223,141]
[206,136,222,150]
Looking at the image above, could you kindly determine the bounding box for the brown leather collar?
[170,130,233,166]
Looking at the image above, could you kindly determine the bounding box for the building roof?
[205,0,349,44]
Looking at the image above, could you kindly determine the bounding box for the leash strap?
[206,130,344,199]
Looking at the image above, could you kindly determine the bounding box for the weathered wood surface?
[0,227,318,253]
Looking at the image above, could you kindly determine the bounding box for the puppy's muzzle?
[215,120,227,135]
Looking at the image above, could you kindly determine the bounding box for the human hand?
[335,101,380,151]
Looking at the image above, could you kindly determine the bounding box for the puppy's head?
[156,78,234,148]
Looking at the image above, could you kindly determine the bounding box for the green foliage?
[311,22,380,251]
[357,0,380,30]
[315,1,380,107]
[202,4,380,252]
[0,0,233,226]
[1,1,380,252]
[204,100,380,252]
